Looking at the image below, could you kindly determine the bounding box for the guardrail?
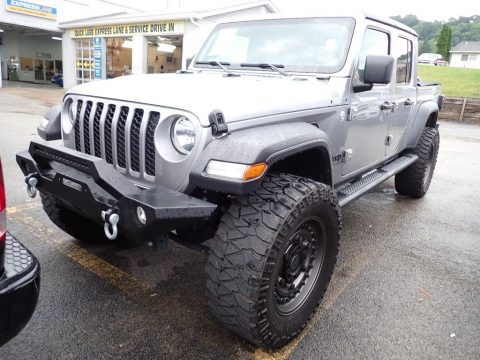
[439,98,480,123]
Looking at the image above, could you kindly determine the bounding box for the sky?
[272,0,478,21]
[67,0,479,22]
[119,0,478,22]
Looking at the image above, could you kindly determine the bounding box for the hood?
[68,72,343,126]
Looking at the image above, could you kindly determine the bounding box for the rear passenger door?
[386,36,416,156]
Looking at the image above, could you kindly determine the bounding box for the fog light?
[137,206,147,225]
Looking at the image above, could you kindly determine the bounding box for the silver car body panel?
[61,12,438,192]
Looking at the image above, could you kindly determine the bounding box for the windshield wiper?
[240,63,289,76]
[195,61,231,73]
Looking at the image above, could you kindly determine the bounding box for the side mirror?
[364,55,394,84]
[353,55,394,93]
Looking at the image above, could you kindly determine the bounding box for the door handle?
[380,101,395,111]
[404,98,415,106]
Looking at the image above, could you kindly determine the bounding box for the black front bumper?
[0,233,40,347]
[16,141,217,239]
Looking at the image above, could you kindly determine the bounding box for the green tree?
[446,26,452,60]
[392,15,479,52]
[436,24,452,59]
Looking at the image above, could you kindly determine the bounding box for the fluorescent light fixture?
[52,36,62,41]
[122,40,133,48]
[157,43,176,53]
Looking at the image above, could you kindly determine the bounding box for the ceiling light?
[52,36,62,41]
[0,29,4,33]
[157,43,176,53]
[122,40,133,48]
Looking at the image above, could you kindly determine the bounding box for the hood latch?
[209,110,228,137]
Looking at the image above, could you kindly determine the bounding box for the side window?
[357,28,390,83]
[396,37,413,84]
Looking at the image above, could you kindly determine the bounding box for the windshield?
[195,17,356,74]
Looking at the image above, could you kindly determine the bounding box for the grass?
[418,65,480,98]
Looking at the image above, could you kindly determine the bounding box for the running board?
[337,154,418,207]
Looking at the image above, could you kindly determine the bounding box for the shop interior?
[0,22,63,84]
[105,35,182,78]
[147,35,183,74]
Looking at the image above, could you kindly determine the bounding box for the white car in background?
[418,53,448,66]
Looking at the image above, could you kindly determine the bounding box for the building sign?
[93,37,103,80]
[5,0,57,20]
[70,21,185,38]
[76,60,95,69]
[35,52,51,59]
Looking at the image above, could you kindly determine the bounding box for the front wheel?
[205,174,342,348]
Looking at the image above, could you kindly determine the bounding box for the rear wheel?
[395,127,440,198]
[205,174,342,348]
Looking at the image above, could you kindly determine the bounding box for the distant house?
[450,41,480,69]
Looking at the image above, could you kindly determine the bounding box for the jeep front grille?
[73,99,160,179]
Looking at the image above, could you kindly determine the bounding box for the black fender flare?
[37,105,62,141]
[404,100,439,149]
[190,122,331,194]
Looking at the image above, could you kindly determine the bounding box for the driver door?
[342,27,393,176]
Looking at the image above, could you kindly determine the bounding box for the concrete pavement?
[0,83,478,359]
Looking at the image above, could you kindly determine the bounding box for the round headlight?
[171,116,195,154]
[68,100,77,123]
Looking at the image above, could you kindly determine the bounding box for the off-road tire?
[395,127,440,198]
[205,174,342,348]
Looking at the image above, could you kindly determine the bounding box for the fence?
[439,98,480,123]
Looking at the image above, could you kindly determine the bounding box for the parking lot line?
[6,201,41,214]
[7,206,241,354]
[8,209,156,299]
[8,204,380,359]
[253,246,381,360]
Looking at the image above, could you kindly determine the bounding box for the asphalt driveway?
[0,83,478,359]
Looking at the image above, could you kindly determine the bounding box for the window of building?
[106,37,132,78]
[146,36,183,74]
[55,60,63,74]
[356,28,390,83]
[75,39,95,84]
[469,54,477,61]
[396,37,413,84]
[20,57,33,71]
[461,54,469,61]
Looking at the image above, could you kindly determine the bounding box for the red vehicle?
[0,158,40,346]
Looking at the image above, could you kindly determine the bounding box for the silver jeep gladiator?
[17,12,442,348]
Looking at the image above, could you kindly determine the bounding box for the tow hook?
[25,174,39,198]
[101,209,120,240]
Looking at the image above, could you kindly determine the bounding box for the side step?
[337,154,418,207]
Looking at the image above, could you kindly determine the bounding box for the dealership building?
[0,0,278,89]
[0,0,62,85]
